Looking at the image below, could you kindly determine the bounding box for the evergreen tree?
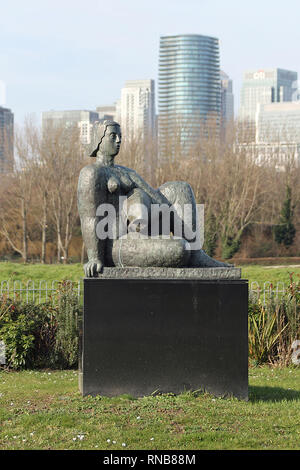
[274,185,296,248]
[203,213,218,257]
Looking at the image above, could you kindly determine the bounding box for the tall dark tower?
[0,106,14,173]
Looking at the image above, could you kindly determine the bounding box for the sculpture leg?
[158,181,233,268]
[122,188,152,235]
[158,181,197,239]
[109,187,190,267]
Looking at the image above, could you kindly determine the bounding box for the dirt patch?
[264,265,300,269]
[228,257,300,266]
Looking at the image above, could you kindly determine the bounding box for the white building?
[256,101,300,144]
[42,110,99,145]
[120,80,155,140]
[236,101,300,170]
[238,142,300,170]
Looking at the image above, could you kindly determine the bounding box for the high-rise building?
[237,101,300,169]
[42,109,99,145]
[119,80,155,139]
[238,141,300,170]
[221,71,234,123]
[158,34,221,155]
[239,68,298,139]
[0,106,14,173]
[256,101,300,144]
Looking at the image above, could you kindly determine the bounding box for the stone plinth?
[89,266,242,280]
[79,268,248,400]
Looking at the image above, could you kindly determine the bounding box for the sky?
[1,0,300,125]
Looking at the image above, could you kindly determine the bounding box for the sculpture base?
[79,268,248,400]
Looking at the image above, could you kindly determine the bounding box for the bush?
[249,273,300,365]
[52,280,80,368]
[0,297,56,369]
[0,281,82,370]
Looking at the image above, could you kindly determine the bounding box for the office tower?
[119,80,155,139]
[239,141,300,169]
[42,109,99,145]
[221,71,234,123]
[239,68,298,140]
[158,34,221,155]
[238,101,300,169]
[256,101,300,143]
[0,106,14,173]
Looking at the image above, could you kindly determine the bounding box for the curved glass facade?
[158,34,221,155]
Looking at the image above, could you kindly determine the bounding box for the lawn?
[242,265,300,288]
[0,367,300,450]
[0,262,299,288]
[0,262,84,283]
[1,262,299,450]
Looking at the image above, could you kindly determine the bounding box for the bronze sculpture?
[77,120,231,277]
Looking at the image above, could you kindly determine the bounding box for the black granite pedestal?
[79,268,248,400]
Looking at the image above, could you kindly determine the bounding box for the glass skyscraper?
[158,34,221,155]
[239,68,298,141]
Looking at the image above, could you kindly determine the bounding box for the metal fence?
[0,279,293,305]
[249,281,287,304]
[0,279,83,304]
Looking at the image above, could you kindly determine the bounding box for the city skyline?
[1,0,300,125]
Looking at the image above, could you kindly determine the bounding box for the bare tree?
[0,122,35,261]
[41,123,84,263]
[153,119,270,259]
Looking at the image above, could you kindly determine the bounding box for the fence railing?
[0,279,295,305]
[0,279,83,304]
[249,281,287,304]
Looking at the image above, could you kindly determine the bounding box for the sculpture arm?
[77,165,107,275]
[128,169,169,205]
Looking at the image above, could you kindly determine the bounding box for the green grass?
[0,262,84,283]
[0,367,300,450]
[241,265,300,288]
[0,261,299,288]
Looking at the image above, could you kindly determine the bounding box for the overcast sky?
[1,0,300,125]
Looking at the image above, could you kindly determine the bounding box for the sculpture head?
[90,120,121,158]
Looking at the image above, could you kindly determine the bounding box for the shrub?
[52,280,81,368]
[248,296,287,365]
[0,281,82,370]
[0,296,56,369]
[249,273,300,365]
